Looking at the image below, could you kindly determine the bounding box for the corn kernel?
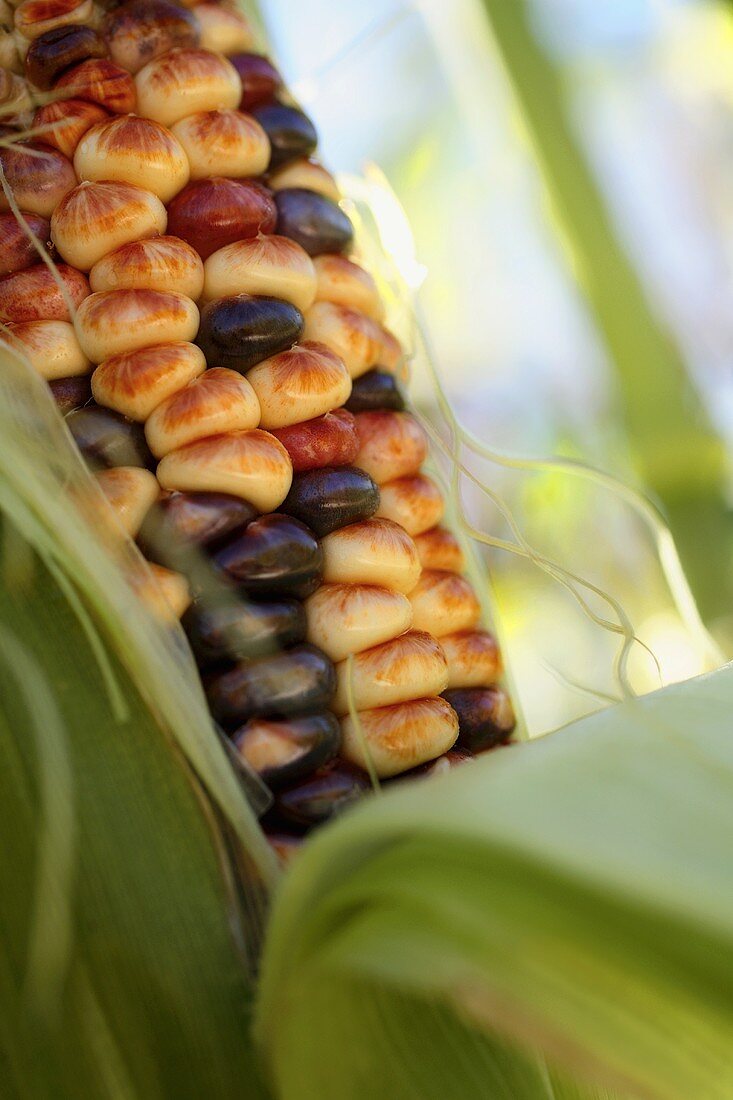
[89,235,204,298]
[95,465,159,537]
[33,99,109,159]
[145,367,260,457]
[171,107,269,179]
[353,410,427,485]
[413,525,466,573]
[313,254,383,320]
[269,158,340,203]
[341,696,458,778]
[51,179,167,271]
[14,0,93,40]
[0,143,76,218]
[332,630,448,715]
[0,262,89,322]
[135,47,240,127]
[56,58,137,114]
[305,583,413,662]
[303,300,402,378]
[194,2,254,55]
[2,318,89,378]
[376,473,444,536]
[440,630,502,689]
[202,233,316,310]
[74,115,190,201]
[75,288,199,361]
[92,341,206,420]
[408,570,482,638]
[245,341,351,430]
[157,428,292,511]
[320,518,421,594]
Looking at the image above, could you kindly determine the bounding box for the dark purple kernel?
[196,294,303,374]
[441,687,516,753]
[273,758,370,828]
[25,25,107,90]
[230,52,283,111]
[140,492,257,556]
[345,368,406,414]
[183,595,306,663]
[205,643,336,724]
[233,711,340,788]
[66,404,154,469]
[281,466,379,537]
[213,513,322,599]
[49,374,92,415]
[274,188,353,257]
[251,103,317,169]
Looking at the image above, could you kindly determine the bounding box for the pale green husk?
[256,663,733,1100]
[0,348,275,1096]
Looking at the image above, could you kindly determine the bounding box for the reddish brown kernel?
[0,212,50,276]
[166,176,276,260]
[0,262,89,322]
[270,408,358,472]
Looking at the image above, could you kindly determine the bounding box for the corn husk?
[0,345,275,1096]
[256,663,733,1100]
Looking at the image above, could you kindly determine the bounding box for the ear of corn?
[0,0,516,856]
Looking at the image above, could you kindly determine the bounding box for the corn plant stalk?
[478,0,733,627]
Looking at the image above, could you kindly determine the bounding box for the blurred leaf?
[0,346,276,886]
[0,348,275,1097]
[479,0,733,624]
[256,666,733,1099]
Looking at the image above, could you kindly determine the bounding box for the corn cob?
[0,0,516,854]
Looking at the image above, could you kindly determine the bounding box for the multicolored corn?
[0,0,516,852]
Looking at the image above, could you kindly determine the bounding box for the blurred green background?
[259,0,733,733]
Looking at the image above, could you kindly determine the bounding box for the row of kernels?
[260,254,451,781]
[6,0,249,70]
[296,270,516,772]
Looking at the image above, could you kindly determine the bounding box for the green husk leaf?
[256,665,733,1100]
[0,349,275,1095]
